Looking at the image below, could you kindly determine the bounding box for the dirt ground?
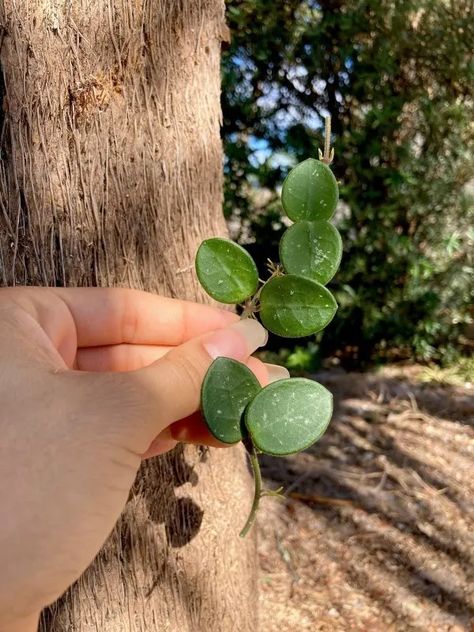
[257,366,474,631]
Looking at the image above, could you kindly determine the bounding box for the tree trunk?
[0,2,257,630]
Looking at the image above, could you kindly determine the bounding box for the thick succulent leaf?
[244,378,333,455]
[259,275,337,337]
[196,238,259,304]
[280,220,342,285]
[281,158,338,222]
[201,357,261,444]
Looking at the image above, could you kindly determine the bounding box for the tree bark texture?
[0,2,257,630]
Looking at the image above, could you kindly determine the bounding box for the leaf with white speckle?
[201,357,261,444]
[196,238,258,304]
[281,158,338,222]
[244,378,333,455]
[259,275,337,337]
[280,220,342,285]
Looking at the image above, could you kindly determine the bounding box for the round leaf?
[201,357,261,444]
[244,378,333,455]
[280,220,342,285]
[259,275,337,338]
[196,238,259,304]
[281,158,338,222]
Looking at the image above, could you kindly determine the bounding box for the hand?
[0,287,288,630]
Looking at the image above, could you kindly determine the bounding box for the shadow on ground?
[257,368,474,632]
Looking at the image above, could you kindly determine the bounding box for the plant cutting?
[195,118,342,537]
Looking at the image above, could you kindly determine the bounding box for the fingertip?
[245,358,290,386]
[169,412,231,448]
[203,319,267,361]
[217,309,240,325]
[182,301,239,337]
[142,435,179,459]
[265,363,290,383]
[246,356,269,386]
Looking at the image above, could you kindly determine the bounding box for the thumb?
[124,319,268,451]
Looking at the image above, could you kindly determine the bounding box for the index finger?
[52,287,238,347]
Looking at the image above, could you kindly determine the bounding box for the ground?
[257,366,474,631]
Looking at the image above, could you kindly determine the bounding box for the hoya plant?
[195,119,341,537]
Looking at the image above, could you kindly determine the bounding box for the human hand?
[0,287,288,631]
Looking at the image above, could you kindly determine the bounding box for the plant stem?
[324,116,331,161]
[239,440,262,538]
[241,265,282,318]
[319,115,334,165]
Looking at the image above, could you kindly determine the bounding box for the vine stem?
[318,115,334,165]
[239,439,262,538]
[241,264,282,318]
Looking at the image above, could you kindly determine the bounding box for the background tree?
[223,0,473,366]
[0,1,257,630]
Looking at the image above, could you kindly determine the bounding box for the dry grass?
[258,367,474,631]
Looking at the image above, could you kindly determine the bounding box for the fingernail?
[232,319,268,349]
[203,319,268,361]
[266,363,290,383]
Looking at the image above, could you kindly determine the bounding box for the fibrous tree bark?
[0,1,257,630]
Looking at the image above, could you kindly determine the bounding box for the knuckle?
[120,296,139,343]
[166,350,207,396]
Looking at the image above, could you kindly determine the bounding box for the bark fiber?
[0,1,257,630]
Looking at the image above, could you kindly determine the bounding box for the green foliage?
[196,152,341,536]
[223,0,474,365]
[419,356,474,386]
[196,238,258,304]
[244,378,333,455]
[281,158,338,221]
[285,343,321,372]
[280,220,342,285]
[259,274,337,337]
[201,357,261,444]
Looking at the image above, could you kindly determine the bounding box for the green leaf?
[196,238,259,304]
[201,357,261,444]
[281,158,338,222]
[244,378,333,455]
[280,220,342,285]
[259,275,337,337]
